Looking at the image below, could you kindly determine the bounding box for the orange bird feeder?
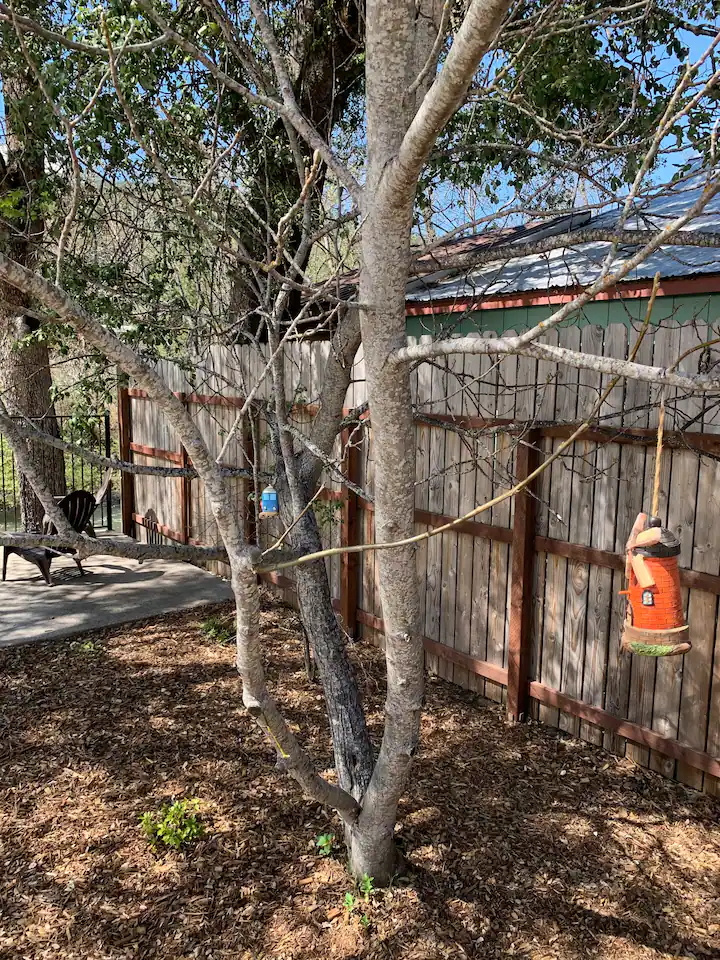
[620,513,691,657]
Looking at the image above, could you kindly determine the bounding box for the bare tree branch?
[0,3,171,53]
[135,0,363,204]
[0,531,230,563]
[413,227,720,275]
[390,0,511,198]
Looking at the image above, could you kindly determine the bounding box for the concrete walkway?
[1,535,233,647]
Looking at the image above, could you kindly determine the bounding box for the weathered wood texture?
[126,322,720,791]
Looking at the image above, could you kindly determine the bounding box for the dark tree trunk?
[276,470,375,802]
[0,70,66,531]
[228,1,372,800]
[0,316,67,531]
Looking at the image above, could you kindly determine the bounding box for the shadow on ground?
[0,597,718,960]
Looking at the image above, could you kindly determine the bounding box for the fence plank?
[677,455,720,788]
[415,339,432,647]
[118,384,135,537]
[425,351,448,676]
[439,354,462,683]
[705,615,720,796]
[469,342,497,697]
[560,324,602,736]
[539,326,580,727]
[530,329,559,717]
[605,322,651,758]
[645,321,688,776]
[624,321,676,768]
[486,333,517,703]
[453,349,476,691]
[507,434,539,721]
[581,321,624,745]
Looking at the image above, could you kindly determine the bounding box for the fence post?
[340,428,359,639]
[507,431,539,723]
[117,380,135,537]
[178,392,191,544]
[104,410,113,531]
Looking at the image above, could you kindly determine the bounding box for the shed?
[404,176,720,343]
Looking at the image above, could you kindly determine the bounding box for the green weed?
[140,798,204,851]
[315,832,335,857]
[344,873,375,928]
[70,638,102,655]
[359,873,374,900]
[200,615,235,645]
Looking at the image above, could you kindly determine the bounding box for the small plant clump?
[200,615,235,645]
[315,832,336,857]
[359,873,374,900]
[140,799,204,851]
[69,638,102,655]
[344,874,374,931]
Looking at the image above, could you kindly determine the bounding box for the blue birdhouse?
[260,484,279,517]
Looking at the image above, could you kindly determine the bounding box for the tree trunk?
[0,70,66,532]
[0,309,67,530]
[276,474,375,802]
[346,0,443,883]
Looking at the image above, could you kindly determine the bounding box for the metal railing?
[0,412,115,532]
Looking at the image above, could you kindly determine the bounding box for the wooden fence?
[119,317,720,794]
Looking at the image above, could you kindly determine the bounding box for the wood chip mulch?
[0,593,718,960]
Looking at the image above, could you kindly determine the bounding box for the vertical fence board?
[455,347,477,693]
[486,336,516,702]
[441,352,463,685]
[581,322,624,745]
[507,434,538,721]
[118,384,135,536]
[539,326,580,727]
[605,321,652,758]
[425,353,447,676]
[647,321,689,776]
[677,456,720,788]
[560,325,601,736]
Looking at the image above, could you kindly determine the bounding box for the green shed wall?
[406,291,720,338]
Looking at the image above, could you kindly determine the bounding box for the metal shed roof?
[405,178,720,304]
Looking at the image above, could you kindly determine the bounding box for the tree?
[1,0,720,885]
[1,15,66,529]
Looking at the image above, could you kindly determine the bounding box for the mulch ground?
[0,593,718,960]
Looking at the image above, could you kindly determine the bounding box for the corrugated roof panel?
[406,177,720,303]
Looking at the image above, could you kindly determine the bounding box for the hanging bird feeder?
[619,388,690,658]
[259,484,279,518]
[620,514,690,657]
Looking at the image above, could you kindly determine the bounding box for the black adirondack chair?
[2,490,97,586]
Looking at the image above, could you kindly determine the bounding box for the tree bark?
[348,0,510,882]
[272,320,375,803]
[346,0,445,883]
[0,70,66,531]
[286,505,375,801]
